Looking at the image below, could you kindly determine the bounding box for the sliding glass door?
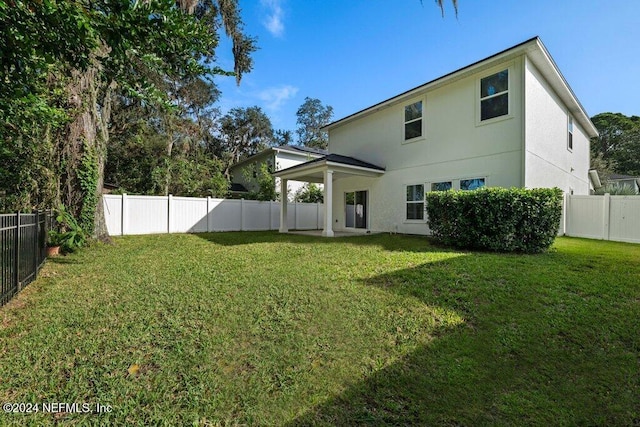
[345,191,367,229]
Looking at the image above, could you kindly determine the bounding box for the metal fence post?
[34,210,39,272]
[14,211,20,293]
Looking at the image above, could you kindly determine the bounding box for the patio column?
[322,169,334,237]
[279,178,288,233]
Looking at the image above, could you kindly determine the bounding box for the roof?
[323,37,598,138]
[277,145,328,155]
[609,174,640,180]
[274,153,385,176]
[229,145,327,169]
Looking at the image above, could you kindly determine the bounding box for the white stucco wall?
[274,151,323,199]
[523,57,591,194]
[328,59,525,234]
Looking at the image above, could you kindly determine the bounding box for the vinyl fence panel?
[608,196,640,243]
[103,196,122,236]
[126,196,169,235]
[172,196,208,233]
[565,194,640,243]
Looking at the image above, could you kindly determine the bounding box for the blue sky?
[215,0,639,136]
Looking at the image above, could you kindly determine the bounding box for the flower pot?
[46,246,61,257]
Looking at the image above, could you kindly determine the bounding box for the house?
[229,145,326,200]
[274,37,599,236]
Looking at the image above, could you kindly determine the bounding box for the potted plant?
[46,230,64,257]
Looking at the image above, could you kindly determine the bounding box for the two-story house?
[274,37,599,236]
[229,145,326,200]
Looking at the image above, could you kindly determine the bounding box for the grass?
[0,232,638,425]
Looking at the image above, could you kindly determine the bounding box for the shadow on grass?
[194,230,454,254]
[285,249,637,425]
[46,255,81,265]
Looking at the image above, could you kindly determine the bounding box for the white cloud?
[257,85,299,111]
[261,0,285,37]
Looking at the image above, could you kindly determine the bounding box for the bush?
[425,187,563,253]
[295,183,324,203]
[53,205,88,253]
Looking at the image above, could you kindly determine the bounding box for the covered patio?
[273,154,384,237]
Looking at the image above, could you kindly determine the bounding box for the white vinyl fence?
[563,193,640,244]
[103,194,324,236]
[104,193,640,243]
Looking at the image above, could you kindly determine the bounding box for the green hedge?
[425,187,563,253]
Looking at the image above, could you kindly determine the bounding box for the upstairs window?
[568,116,574,151]
[404,101,423,140]
[406,184,424,220]
[480,70,509,121]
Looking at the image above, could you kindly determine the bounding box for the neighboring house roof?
[609,174,640,181]
[322,36,598,138]
[229,145,328,170]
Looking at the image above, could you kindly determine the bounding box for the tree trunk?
[60,58,113,242]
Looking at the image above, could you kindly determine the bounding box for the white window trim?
[476,64,513,126]
[567,114,574,152]
[402,97,426,144]
[404,183,426,223]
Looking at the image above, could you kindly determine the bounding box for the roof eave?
[322,37,541,132]
[323,37,598,139]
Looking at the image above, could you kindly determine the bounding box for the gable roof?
[323,37,598,138]
[229,145,328,169]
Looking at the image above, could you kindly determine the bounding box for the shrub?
[594,183,639,195]
[425,187,563,253]
[53,205,88,253]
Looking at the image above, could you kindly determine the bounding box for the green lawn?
[0,232,639,425]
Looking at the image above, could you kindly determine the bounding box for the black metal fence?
[1,211,53,307]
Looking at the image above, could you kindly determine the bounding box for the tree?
[273,129,294,146]
[0,0,257,237]
[434,0,458,16]
[245,163,278,201]
[215,106,274,179]
[591,112,640,176]
[294,183,323,203]
[295,97,333,149]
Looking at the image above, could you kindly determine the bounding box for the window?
[480,70,509,121]
[431,181,452,191]
[460,178,486,191]
[568,116,574,151]
[404,101,423,140]
[406,184,424,220]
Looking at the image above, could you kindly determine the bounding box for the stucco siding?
[332,150,522,235]
[524,57,590,194]
[327,58,525,234]
[329,60,523,177]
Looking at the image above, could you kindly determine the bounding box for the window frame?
[403,98,425,143]
[477,65,513,125]
[430,181,453,192]
[459,177,487,191]
[404,183,425,222]
[568,115,574,152]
